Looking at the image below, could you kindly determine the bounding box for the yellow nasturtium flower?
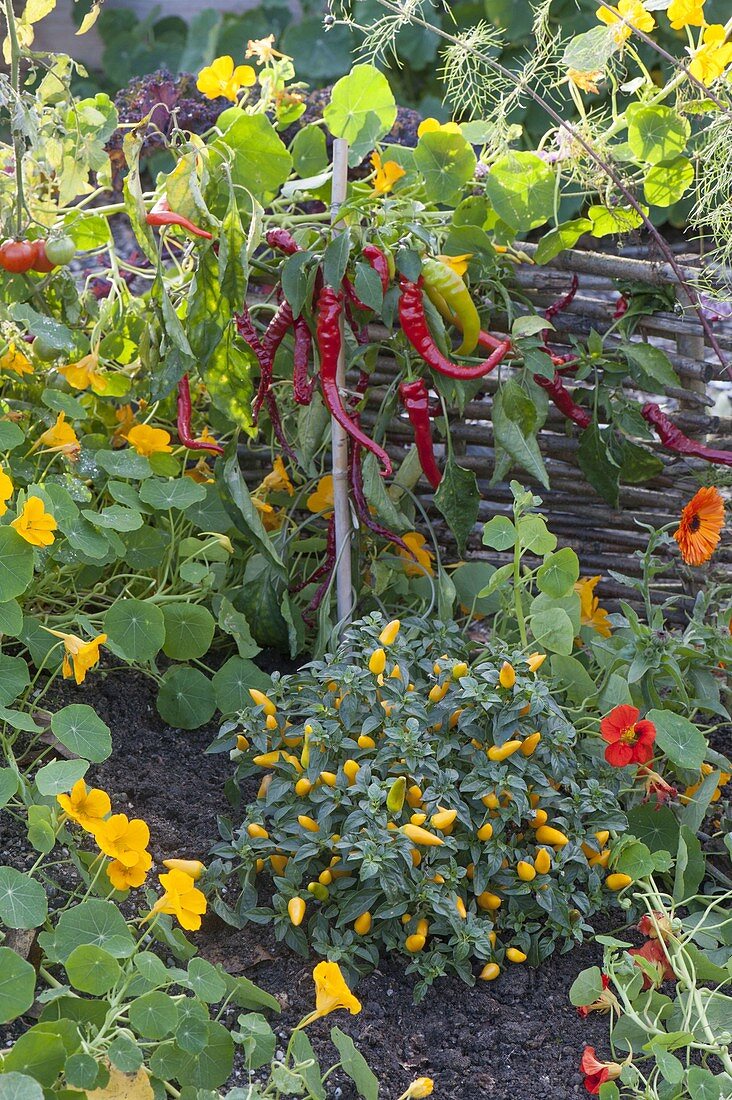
[566,68,603,93]
[127,423,173,456]
[298,961,362,1028]
[666,0,705,30]
[0,342,34,376]
[196,56,256,102]
[107,851,152,890]
[259,456,295,496]
[245,34,286,64]
[370,152,406,195]
[596,0,655,43]
[11,496,57,547]
[688,25,732,85]
[57,779,111,834]
[96,814,150,867]
[58,352,107,394]
[436,253,473,276]
[306,474,334,515]
[35,411,80,456]
[575,575,612,637]
[148,868,207,931]
[0,468,13,516]
[44,628,107,684]
[397,531,435,578]
[417,117,462,137]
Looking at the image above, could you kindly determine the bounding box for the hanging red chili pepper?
[534,373,591,429]
[641,403,732,466]
[264,390,297,462]
[399,277,511,380]
[291,514,336,594]
[265,228,301,255]
[544,274,579,328]
[477,328,577,371]
[362,244,390,295]
[292,316,315,405]
[613,294,629,319]
[398,379,442,489]
[348,436,415,558]
[255,300,295,420]
[317,285,392,477]
[146,198,212,239]
[176,374,224,454]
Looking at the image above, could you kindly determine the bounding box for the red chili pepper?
[146,198,212,239]
[398,379,442,489]
[534,373,591,429]
[291,514,336,594]
[478,328,577,371]
[641,403,732,467]
[544,274,579,328]
[317,285,392,477]
[613,294,629,319]
[302,515,337,624]
[265,228,301,255]
[348,437,415,558]
[264,390,297,462]
[236,302,295,423]
[399,277,511,380]
[362,244,390,295]
[292,316,315,405]
[176,374,224,454]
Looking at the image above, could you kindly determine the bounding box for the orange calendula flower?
[44,628,107,684]
[417,118,463,137]
[259,456,294,497]
[397,531,435,578]
[306,474,334,515]
[96,814,150,867]
[673,485,724,566]
[575,575,612,637]
[596,0,655,43]
[58,352,107,394]
[371,152,406,196]
[566,68,603,93]
[299,961,362,1028]
[127,423,173,456]
[196,55,256,102]
[148,868,207,931]
[667,0,705,30]
[57,779,111,833]
[688,25,732,86]
[11,496,57,547]
[0,342,34,376]
[107,850,152,891]
[35,411,80,457]
[0,468,13,516]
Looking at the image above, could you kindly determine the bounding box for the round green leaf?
[128,991,178,1039]
[186,958,227,1003]
[451,561,501,616]
[211,113,292,197]
[0,600,23,636]
[0,529,34,602]
[536,547,580,598]
[414,131,477,205]
[45,900,135,962]
[627,104,689,165]
[2,1027,66,1085]
[643,156,694,208]
[157,666,216,730]
[212,656,272,715]
[50,704,112,763]
[323,63,397,162]
[103,598,166,662]
[139,479,207,512]
[0,655,30,706]
[65,1053,101,1090]
[529,607,575,655]
[162,603,215,661]
[648,709,707,771]
[0,947,36,1023]
[107,1035,144,1074]
[65,944,122,995]
[485,151,555,232]
[34,758,89,797]
[0,1074,44,1100]
[0,866,48,929]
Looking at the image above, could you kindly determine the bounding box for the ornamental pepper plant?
[209,613,627,997]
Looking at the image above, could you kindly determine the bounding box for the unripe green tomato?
[44,236,76,266]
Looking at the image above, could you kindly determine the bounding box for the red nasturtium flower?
[629,937,676,988]
[577,974,620,1018]
[580,1047,622,1094]
[600,705,656,766]
[637,910,675,941]
[637,765,677,807]
[673,485,725,566]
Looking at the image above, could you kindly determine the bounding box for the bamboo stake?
[329,137,353,628]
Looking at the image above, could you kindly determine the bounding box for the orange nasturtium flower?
[57,779,111,833]
[259,456,295,496]
[298,961,362,1028]
[245,34,286,64]
[11,496,57,547]
[397,531,435,578]
[0,468,13,516]
[398,1080,435,1100]
[185,456,214,484]
[688,25,732,86]
[0,342,34,376]
[306,474,334,515]
[575,575,612,637]
[127,423,173,456]
[44,628,107,684]
[596,0,655,43]
[148,868,207,931]
[566,68,603,93]
[35,411,80,457]
[436,253,473,277]
[107,850,153,891]
[370,152,406,196]
[673,485,724,566]
[251,497,285,531]
[58,352,107,394]
[666,0,705,30]
[417,117,462,137]
[111,404,137,447]
[96,814,150,866]
[196,56,256,102]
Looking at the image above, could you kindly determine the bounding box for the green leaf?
[0,599,23,636]
[217,445,284,572]
[648,709,707,771]
[1,1027,65,1086]
[65,1053,103,1090]
[34,758,89,796]
[323,64,397,164]
[673,825,705,904]
[211,113,292,197]
[529,607,575,655]
[162,603,215,661]
[291,124,328,177]
[481,515,516,550]
[518,514,557,555]
[65,944,122,995]
[562,25,618,70]
[139,478,207,512]
[644,156,694,207]
[212,656,271,715]
[615,839,656,879]
[485,152,555,233]
[536,547,580,598]
[330,1027,379,1100]
[687,1066,725,1100]
[0,655,30,706]
[0,948,36,1023]
[129,991,178,1039]
[414,131,477,205]
[354,262,384,313]
[234,1013,276,1071]
[626,804,679,854]
[627,104,689,165]
[176,1000,209,1054]
[578,424,620,507]
[0,866,48,929]
[535,219,592,264]
[107,1035,144,1074]
[41,900,135,963]
[434,459,479,555]
[50,705,112,763]
[654,1047,684,1085]
[569,966,605,1007]
[0,421,25,450]
[187,958,227,1003]
[103,598,166,662]
[288,1031,325,1100]
[81,505,143,532]
[492,388,549,488]
[0,766,19,807]
[0,1074,44,1100]
[549,655,596,704]
[624,343,680,391]
[322,232,351,291]
[0,529,34,602]
[96,449,153,480]
[588,204,645,237]
[157,666,216,730]
[451,561,500,616]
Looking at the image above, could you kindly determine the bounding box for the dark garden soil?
[0,667,621,1100]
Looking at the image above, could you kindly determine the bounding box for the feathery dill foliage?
[438,23,506,119]
[691,110,732,277]
[341,0,433,69]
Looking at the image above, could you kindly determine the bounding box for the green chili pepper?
[421,258,480,356]
[387,776,407,814]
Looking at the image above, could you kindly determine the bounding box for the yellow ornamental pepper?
[282,752,303,774]
[344,759,360,784]
[255,858,265,873]
[405,933,426,953]
[506,947,527,963]
[517,860,536,882]
[410,812,427,826]
[499,661,516,689]
[431,809,457,832]
[411,849,422,867]
[379,619,401,646]
[354,911,372,935]
[595,830,610,848]
[477,891,502,911]
[449,708,463,729]
[401,913,412,924]
[482,792,499,810]
[247,823,269,840]
[288,897,306,926]
[477,822,494,841]
[401,823,444,846]
[452,662,469,680]
[606,873,632,891]
[416,918,429,938]
[369,648,386,675]
[257,775,272,799]
[433,661,442,676]
[381,701,393,717]
[479,962,500,981]
[253,751,280,768]
[358,734,376,749]
[455,896,467,919]
[428,681,450,703]
[307,881,329,901]
[387,776,407,814]
[295,777,313,797]
[487,740,522,762]
[249,688,276,716]
[529,792,541,808]
[318,869,333,886]
[432,873,445,885]
[521,732,542,757]
[265,714,278,731]
[488,930,497,947]
[406,784,423,808]
[270,854,288,874]
[534,848,551,875]
[236,734,250,751]
[320,771,337,787]
[535,825,569,848]
[390,664,402,680]
[527,652,547,673]
[465,863,475,880]
[421,256,480,356]
[590,849,611,868]
[298,814,319,833]
[530,809,548,828]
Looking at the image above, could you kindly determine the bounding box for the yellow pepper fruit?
[428,681,450,703]
[257,775,272,799]
[590,849,611,868]
[236,734,250,751]
[521,732,541,757]
[249,689,276,716]
[253,751,280,768]
[401,913,412,924]
[534,847,551,875]
[479,962,500,981]
[455,896,467,919]
[416,918,429,938]
[431,808,458,831]
[369,648,386,675]
[354,911,372,935]
[488,930,497,947]
[265,714,278,732]
[287,897,306,926]
[282,752,303,774]
[499,661,516,689]
[449,708,463,729]
[477,891,502,911]
[411,849,422,867]
[482,792,499,810]
[506,947,527,963]
[405,933,426,953]
[595,830,610,848]
[358,734,376,749]
[487,740,522,762]
[401,823,444,846]
[298,814,319,833]
[295,777,312,798]
[320,771,337,787]
[535,825,569,848]
[406,784,423,808]
[270,854,288,874]
[477,822,494,841]
[606,873,632,891]
[379,619,401,646]
[390,664,402,680]
[410,812,427,826]
[517,860,536,882]
[527,652,547,673]
[247,823,269,840]
[344,759,360,784]
[255,858,264,873]
[452,662,469,680]
[530,809,548,828]
[318,869,333,886]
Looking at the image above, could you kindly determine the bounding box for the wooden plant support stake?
[329,137,353,627]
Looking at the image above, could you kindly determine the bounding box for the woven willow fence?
[242,245,732,612]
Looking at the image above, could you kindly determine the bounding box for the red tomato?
[0,239,36,273]
[30,240,55,273]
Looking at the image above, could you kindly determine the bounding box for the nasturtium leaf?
[0,866,48,929]
[176,999,209,1054]
[0,655,30,706]
[414,131,477,205]
[50,704,112,763]
[0,948,36,1022]
[323,64,397,164]
[569,966,605,1007]
[0,529,34,602]
[139,478,207,512]
[216,597,261,658]
[212,656,272,715]
[65,1053,102,1091]
[481,515,516,550]
[81,505,143,532]
[103,598,166,662]
[535,219,592,264]
[96,449,153,480]
[129,991,178,1039]
[34,758,89,797]
[451,561,500,616]
[615,839,656,878]
[0,1074,44,1100]
[290,124,328,177]
[108,1035,144,1074]
[529,607,575,655]
[212,113,292,197]
[518,514,557,555]
[1,1027,65,1085]
[86,1064,154,1100]
[124,527,169,570]
[686,1066,726,1100]
[531,592,581,633]
[0,766,19,807]
[133,951,170,989]
[562,25,618,71]
[673,824,705,904]
[588,205,645,237]
[331,1027,379,1100]
[234,1012,276,1070]
[536,547,580,598]
[157,666,216,730]
[627,104,689,165]
[27,805,55,854]
[434,459,479,555]
[0,420,25,450]
[485,152,555,233]
[161,603,216,661]
[549,655,596,704]
[0,600,24,636]
[65,944,122,995]
[43,900,135,963]
[648,709,706,771]
[186,957,227,1003]
[644,156,694,207]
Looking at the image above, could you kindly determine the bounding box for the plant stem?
[4,0,26,235]
[513,537,527,648]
